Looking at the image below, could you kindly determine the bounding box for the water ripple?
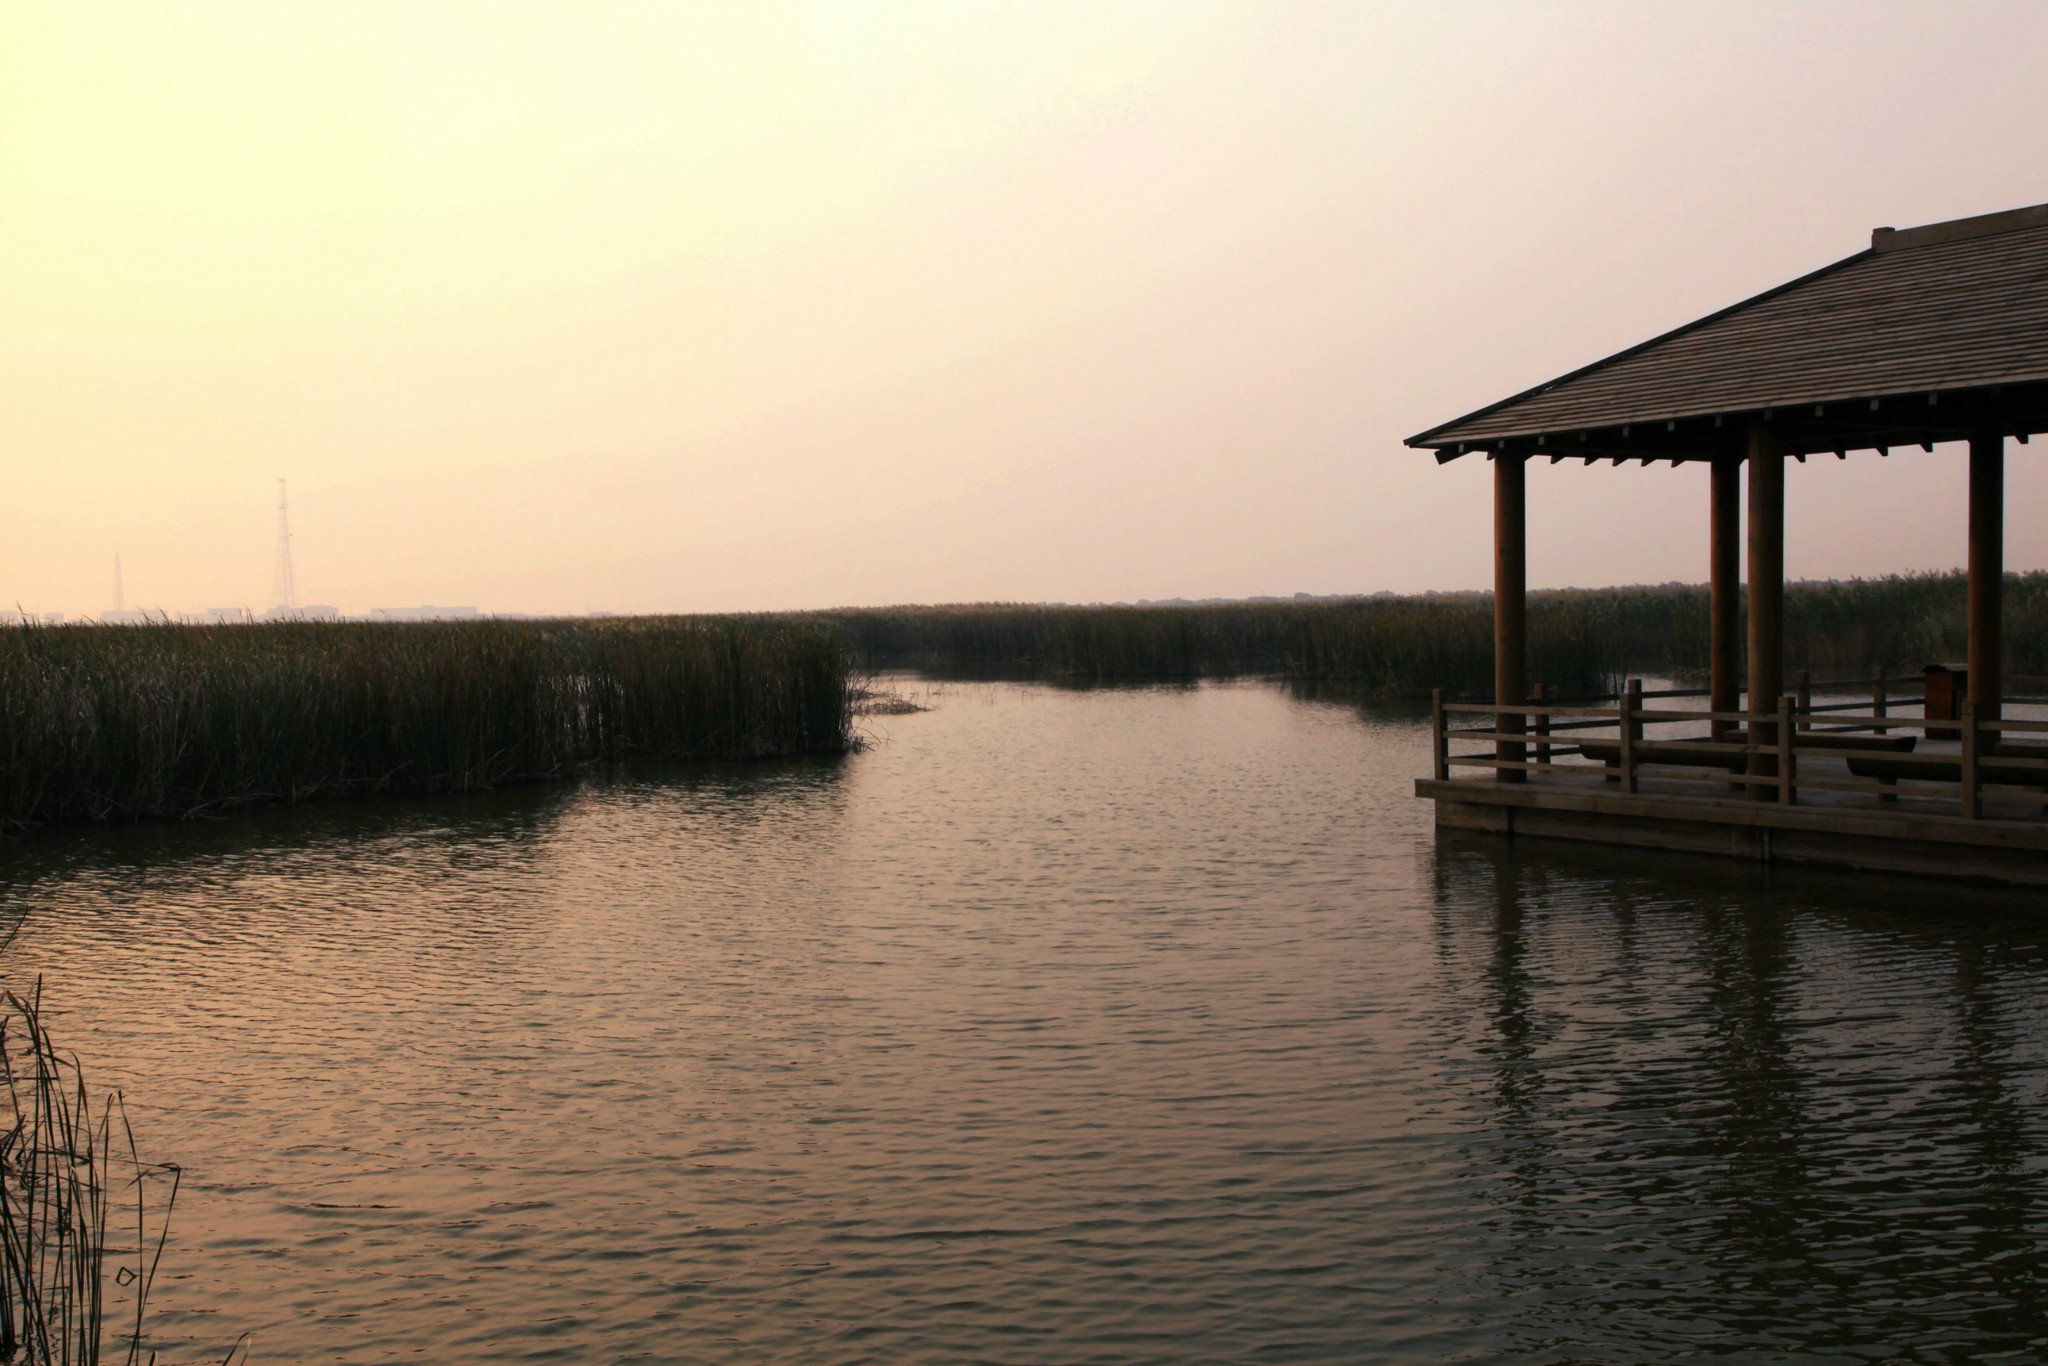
[2,681,2045,1362]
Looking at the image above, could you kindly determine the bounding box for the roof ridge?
[1872,202,2048,252]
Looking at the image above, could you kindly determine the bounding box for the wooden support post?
[1874,667,1897,801]
[1431,689,1448,781]
[1961,697,1981,820]
[1744,709,1762,795]
[1796,670,1812,731]
[1495,453,1527,783]
[1779,695,1797,806]
[1532,681,1550,772]
[1747,424,1784,799]
[1969,432,2004,747]
[1710,457,1742,742]
[1618,686,1638,796]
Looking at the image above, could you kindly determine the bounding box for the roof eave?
[1411,376,2048,465]
[1403,246,1878,455]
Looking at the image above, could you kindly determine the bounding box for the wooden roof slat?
[1408,204,2048,453]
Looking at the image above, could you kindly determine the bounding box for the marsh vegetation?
[7,573,2039,829]
[0,618,852,828]
[814,571,2048,694]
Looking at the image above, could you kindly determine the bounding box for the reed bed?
[810,597,1614,693]
[813,571,2048,695]
[0,618,852,828]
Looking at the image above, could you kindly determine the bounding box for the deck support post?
[1709,457,1742,742]
[1746,424,1784,799]
[1778,695,1797,805]
[1961,699,1982,820]
[1969,432,2004,745]
[1618,681,1640,795]
[1494,453,1527,783]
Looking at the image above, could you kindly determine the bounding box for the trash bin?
[1923,663,1967,740]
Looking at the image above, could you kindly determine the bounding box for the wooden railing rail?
[1441,701,1632,719]
[1441,705,2048,735]
[1430,690,2048,822]
[1534,676,1929,706]
[1974,715,2048,734]
[1440,702,1960,733]
[1804,697,1903,715]
[1447,717,1616,736]
[1511,669,2048,710]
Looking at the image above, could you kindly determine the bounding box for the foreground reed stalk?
[0,619,853,828]
[0,984,180,1366]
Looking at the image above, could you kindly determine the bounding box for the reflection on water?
[1434,837,2048,1360]
[2,680,2045,1363]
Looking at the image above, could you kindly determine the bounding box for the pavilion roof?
[1408,202,2048,464]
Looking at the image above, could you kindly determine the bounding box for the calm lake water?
[5,678,2048,1364]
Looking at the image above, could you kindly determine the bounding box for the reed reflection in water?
[0,679,2045,1363]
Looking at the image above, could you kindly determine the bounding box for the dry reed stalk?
[0,981,195,1365]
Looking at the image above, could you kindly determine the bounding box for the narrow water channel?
[4,679,2044,1363]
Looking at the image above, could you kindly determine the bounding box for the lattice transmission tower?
[272,478,297,613]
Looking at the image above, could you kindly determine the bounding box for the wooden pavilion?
[1405,202,2048,885]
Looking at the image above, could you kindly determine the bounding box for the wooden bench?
[1577,731,1914,770]
[1849,740,2048,788]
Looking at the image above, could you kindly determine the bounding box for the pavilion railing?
[1430,676,2048,822]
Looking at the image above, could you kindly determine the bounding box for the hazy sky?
[5,1,2047,617]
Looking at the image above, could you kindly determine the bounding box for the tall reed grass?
[0,982,188,1365]
[809,597,1614,693]
[813,571,2048,696]
[0,618,852,828]
[1560,572,2048,675]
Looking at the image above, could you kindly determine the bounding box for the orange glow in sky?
[5,2,2047,616]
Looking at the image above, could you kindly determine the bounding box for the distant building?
[1131,593,1384,607]
[369,606,480,622]
[99,610,154,625]
[256,604,340,622]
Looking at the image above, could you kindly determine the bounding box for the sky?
[4,1,2047,618]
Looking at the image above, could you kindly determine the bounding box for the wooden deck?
[1422,685,2048,886]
